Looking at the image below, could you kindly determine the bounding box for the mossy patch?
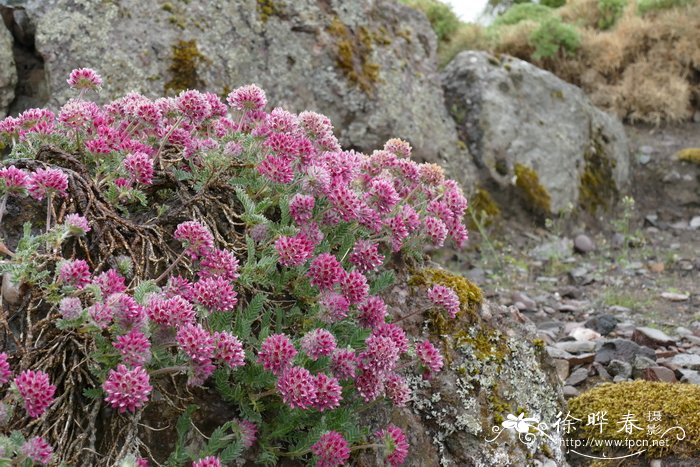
[579,132,618,213]
[468,187,501,228]
[676,148,700,165]
[256,0,282,23]
[409,268,483,320]
[164,40,206,95]
[514,163,551,216]
[327,17,383,94]
[569,381,700,458]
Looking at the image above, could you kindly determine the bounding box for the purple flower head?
[67,67,103,91]
[318,292,350,323]
[372,323,409,354]
[176,323,214,365]
[415,340,444,379]
[214,331,245,369]
[424,216,448,247]
[276,366,317,410]
[59,98,100,129]
[258,154,295,184]
[29,168,68,200]
[289,194,315,225]
[59,296,83,320]
[193,277,238,312]
[107,292,146,331]
[385,373,411,407]
[313,373,342,412]
[92,269,127,297]
[340,270,369,305]
[308,253,343,290]
[383,138,412,159]
[123,152,154,185]
[427,285,460,319]
[312,431,350,467]
[301,329,337,361]
[176,89,211,123]
[15,370,56,418]
[21,436,53,465]
[237,419,258,448]
[258,333,297,375]
[174,221,214,259]
[103,365,152,413]
[63,213,91,237]
[193,456,222,467]
[0,165,31,195]
[148,294,196,327]
[0,352,11,385]
[114,329,152,367]
[58,259,91,289]
[357,296,387,329]
[199,249,240,282]
[274,233,314,267]
[330,348,358,380]
[227,84,267,112]
[348,240,384,274]
[359,335,399,376]
[376,424,409,467]
[354,369,384,402]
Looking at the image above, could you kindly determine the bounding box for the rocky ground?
[444,122,700,462]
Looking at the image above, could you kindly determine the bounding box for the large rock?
[7,0,474,182]
[442,51,630,215]
[0,17,16,117]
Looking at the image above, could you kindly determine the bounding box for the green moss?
[676,148,700,165]
[468,187,500,228]
[256,0,282,23]
[514,163,551,215]
[164,40,206,95]
[454,328,509,363]
[161,2,175,12]
[569,381,700,458]
[579,133,618,213]
[327,17,382,94]
[531,338,546,350]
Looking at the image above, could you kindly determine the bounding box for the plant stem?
[392,306,432,324]
[0,193,7,227]
[350,443,382,452]
[154,249,188,284]
[150,366,189,377]
[249,388,276,401]
[45,192,53,234]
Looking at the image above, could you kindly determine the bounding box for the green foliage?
[400,0,461,41]
[598,0,627,29]
[493,3,554,27]
[529,17,581,60]
[541,0,566,7]
[637,0,694,15]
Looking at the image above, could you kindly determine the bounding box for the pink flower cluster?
[21,436,54,465]
[427,284,460,318]
[0,352,11,384]
[311,431,350,467]
[14,370,56,418]
[102,364,152,413]
[376,424,409,467]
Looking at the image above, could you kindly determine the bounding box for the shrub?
[541,0,567,7]
[597,0,627,29]
[529,16,582,60]
[637,0,695,15]
[400,0,461,42]
[0,69,470,465]
[438,23,492,66]
[493,3,554,27]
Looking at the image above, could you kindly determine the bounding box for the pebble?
[676,369,700,384]
[547,346,574,360]
[585,314,618,335]
[632,327,676,348]
[643,366,677,383]
[639,145,654,155]
[555,341,596,354]
[690,216,700,230]
[638,153,651,165]
[552,359,570,381]
[566,367,589,386]
[595,339,656,364]
[566,353,596,367]
[511,291,537,311]
[632,355,656,371]
[1,273,21,305]
[611,233,625,249]
[661,292,689,302]
[671,354,700,370]
[562,385,580,398]
[569,327,601,342]
[573,234,595,254]
[592,362,611,381]
[607,360,632,379]
[644,213,658,226]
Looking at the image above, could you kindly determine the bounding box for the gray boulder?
[0,18,16,117]
[442,51,630,215]
[6,0,474,182]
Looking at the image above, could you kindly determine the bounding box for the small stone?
[632,327,676,348]
[632,355,656,370]
[569,327,601,342]
[644,213,658,226]
[613,375,629,383]
[547,346,573,360]
[563,385,580,398]
[530,238,573,262]
[661,292,689,302]
[558,300,588,313]
[592,362,611,381]
[566,353,596,367]
[607,360,632,379]
[676,369,700,384]
[555,341,596,354]
[566,367,589,386]
[609,305,631,314]
[1,273,21,305]
[638,153,651,165]
[595,339,657,364]
[642,366,677,383]
[675,327,693,337]
[663,170,681,183]
[573,234,595,254]
[655,349,678,359]
[611,233,625,249]
[690,216,700,230]
[670,353,700,370]
[670,220,688,230]
[647,262,665,273]
[685,336,700,346]
[639,145,654,155]
[511,291,536,311]
[552,359,570,381]
[585,314,618,335]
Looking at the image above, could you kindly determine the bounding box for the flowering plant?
[0,68,468,465]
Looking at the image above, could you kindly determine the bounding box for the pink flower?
[372,323,409,354]
[92,269,127,296]
[383,138,412,158]
[387,215,409,253]
[28,168,68,200]
[330,348,357,380]
[59,99,100,129]
[15,370,56,418]
[0,165,31,195]
[415,340,443,379]
[313,373,342,412]
[368,178,400,214]
[301,329,337,360]
[424,216,448,247]
[308,253,344,290]
[384,373,410,407]
[199,249,240,282]
[327,184,360,222]
[114,329,152,367]
[107,293,146,331]
[289,194,315,225]
[21,436,53,465]
[193,277,238,312]
[376,425,409,466]
[189,360,216,387]
[176,323,214,365]
[301,165,331,194]
[357,296,387,329]
[427,285,460,318]
[274,233,314,267]
[164,275,194,301]
[348,240,384,274]
[318,292,350,323]
[63,213,91,236]
[258,154,295,184]
[419,163,445,186]
[236,419,258,448]
[0,352,11,384]
[58,259,91,289]
[359,335,399,375]
[276,366,317,409]
[266,107,299,134]
[136,458,149,467]
[103,365,152,413]
[193,456,222,467]
[258,333,297,375]
[174,221,214,259]
[59,297,82,320]
[214,331,245,369]
[449,222,469,248]
[354,369,384,402]
[340,271,369,305]
[312,431,350,467]
[148,295,196,327]
[67,67,102,90]
[176,90,211,123]
[88,302,113,328]
[124,152,154,185]
[227,84,267,112]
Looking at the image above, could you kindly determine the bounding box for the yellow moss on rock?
[676,148,700,165]
[514,163,551,215]
[569,381,700,458]
[468,187,501,228]
[164,40,206,95]
[256,0,281,23]
[327,17,382,94]
[579,133,618,213]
